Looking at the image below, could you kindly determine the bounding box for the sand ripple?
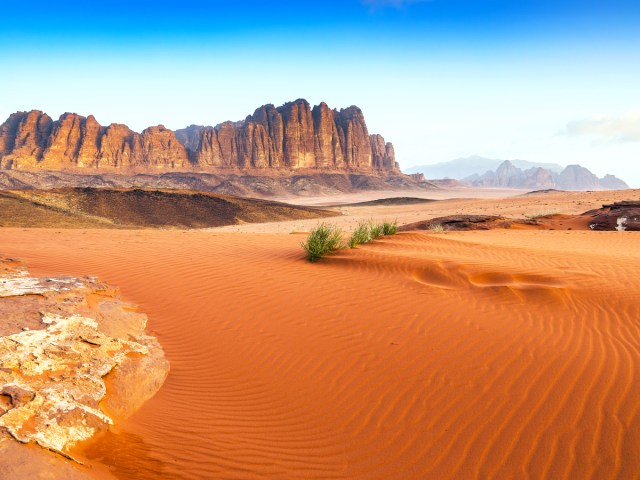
[0,229,637,479]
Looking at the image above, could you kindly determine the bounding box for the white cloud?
[565,113,640,143]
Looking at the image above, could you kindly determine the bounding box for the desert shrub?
[349,219,397,249]
[525,209,559,219]
[348,222,371,248]
[305,219,396,261]
[428,223,445,233]
[302,223,343,262]
[382,220,397,235]
[369,221,384,239]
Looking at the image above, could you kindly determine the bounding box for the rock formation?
[599,174,630,190]
[585,201,640,231]
[399,215,510,232]
[0,257,169,475]
[406,156,564,180]
[465,160,629,191]
[0,100,399,175]
[0,313,148,452]
[555,164,601,190]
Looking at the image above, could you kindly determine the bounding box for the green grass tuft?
[368,221,384,239]
[305,219,399,261]
[382,220,398,235]
[302,223,344,262]
[349,222,371,248]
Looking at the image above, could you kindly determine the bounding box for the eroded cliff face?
[0,111,53,169]
[175,100,399,172]
[0,100,399,175]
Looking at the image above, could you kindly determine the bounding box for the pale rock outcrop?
[0,313,148,451]
[0,257,169,474]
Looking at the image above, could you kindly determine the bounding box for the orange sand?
[0,220,638,478]
[216,189,640,234]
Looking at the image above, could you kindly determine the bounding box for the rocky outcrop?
[0,257,169,473]
[0,100,399,175]
[399,215,509,232]
[406,172,440,189]
[0,313,148,452]
[428,178,464,189]
[0,111,53,169]
[369,134,396,170]
[465,160,629,191]
[175,100,399,172]
[584,201,640,231]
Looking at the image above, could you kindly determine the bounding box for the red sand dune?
[0,228,638,479]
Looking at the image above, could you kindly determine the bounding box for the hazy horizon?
[1,0,639,186]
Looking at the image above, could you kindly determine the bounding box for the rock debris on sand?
[0,257,169,477]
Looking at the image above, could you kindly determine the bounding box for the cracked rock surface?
[0,257,169,478]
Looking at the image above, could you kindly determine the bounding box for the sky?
[1,0,639,186]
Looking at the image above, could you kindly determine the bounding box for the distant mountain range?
[405,155,564,179]
[406,156,629,191]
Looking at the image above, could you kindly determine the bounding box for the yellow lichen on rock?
[0,313,148,454]
[0,256,169,474]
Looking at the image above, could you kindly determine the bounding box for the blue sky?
[2,0,639,185]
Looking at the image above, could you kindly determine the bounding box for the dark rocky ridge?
[0,188,337,229]
[399,215,510,231]
[585,201,640,231]
[0,100,399,175]
[0,170,431,198]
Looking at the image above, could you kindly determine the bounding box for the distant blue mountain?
[425,159,629,191]
[404,155,564,180]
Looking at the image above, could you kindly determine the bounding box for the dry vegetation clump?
[305,219,399,261]
[382,220,398,235]
[302,223,344,262]
[524,209,559,219]
[369,221,384,240]
[349,222,372,248]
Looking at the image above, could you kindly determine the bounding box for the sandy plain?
[0,188,638,479]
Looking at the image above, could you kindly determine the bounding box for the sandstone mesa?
[0,99,398,175]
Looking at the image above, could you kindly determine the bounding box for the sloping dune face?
[0,229,638,479]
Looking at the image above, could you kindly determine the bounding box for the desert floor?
[0,188,638,479]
